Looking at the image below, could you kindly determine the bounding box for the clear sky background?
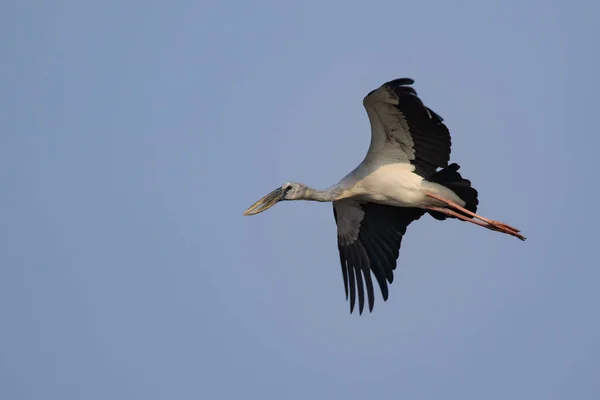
[2,1,599,399]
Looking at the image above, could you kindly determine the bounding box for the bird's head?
[243,182,308,216]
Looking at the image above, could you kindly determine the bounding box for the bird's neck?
[295,185,342,202]
[306,188,335,202]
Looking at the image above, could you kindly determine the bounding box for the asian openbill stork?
[243,78,525,314]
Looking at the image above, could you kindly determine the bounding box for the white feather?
[362,84,416,164]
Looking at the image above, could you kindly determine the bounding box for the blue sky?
[2,0,599,399]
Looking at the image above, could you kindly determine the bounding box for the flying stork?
[243,78,525,314]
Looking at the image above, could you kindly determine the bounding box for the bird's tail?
[427,163,479,220]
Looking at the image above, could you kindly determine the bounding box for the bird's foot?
[491,221,521,233]
[485,220,526,241]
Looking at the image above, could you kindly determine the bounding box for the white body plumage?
[337,161,466,208]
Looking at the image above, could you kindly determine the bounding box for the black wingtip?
[386,77,415,87]
[367,78,415,97]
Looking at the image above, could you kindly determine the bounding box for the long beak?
[243,187,284,216]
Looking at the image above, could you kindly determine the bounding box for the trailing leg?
[425,195,526,241]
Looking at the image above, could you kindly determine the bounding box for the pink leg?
[425,195,526,241]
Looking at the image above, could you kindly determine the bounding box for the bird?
[243,77,525,314]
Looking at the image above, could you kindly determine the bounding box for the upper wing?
[333,199,425,314]
[363,78,452,178]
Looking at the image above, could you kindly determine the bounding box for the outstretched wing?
[363,78,452,178]
[332,200,425,314]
